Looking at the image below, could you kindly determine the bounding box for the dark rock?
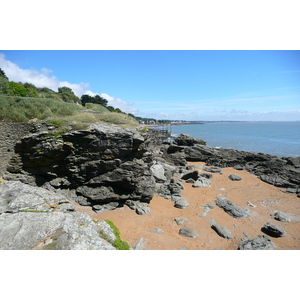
[173,134,206,147]
[238,235,276,250]
[93,202,120,213]
[185,178,195,184]
[181,170,199,181]
[261,222,286,237]
[199,172,213,179]
[204,166,223,174]
[4,124,156,213]
[228,174,242,181]
[271,211,291,223]
[179,226,198,238]
[164,140,300,193]
[214,197,250,218]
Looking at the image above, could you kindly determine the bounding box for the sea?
[157,121,300,158]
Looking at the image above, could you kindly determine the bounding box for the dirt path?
[72,162,300,250]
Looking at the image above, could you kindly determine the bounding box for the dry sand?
[72,161,300,250]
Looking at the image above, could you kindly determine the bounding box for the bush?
[8,81,28,96]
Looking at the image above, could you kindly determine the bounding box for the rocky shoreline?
[0,123,299,250]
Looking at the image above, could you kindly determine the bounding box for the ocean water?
[160,121,300,158]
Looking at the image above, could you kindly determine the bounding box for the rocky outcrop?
[163,134,300,193]
[0,211,116,250]
[0,181,116,250]
[3,123,156,213]
[0,181,75,213]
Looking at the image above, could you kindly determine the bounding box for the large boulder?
[3,123,156,212]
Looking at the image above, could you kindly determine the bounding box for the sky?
[0,50,299,121]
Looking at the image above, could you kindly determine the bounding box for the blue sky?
[1,50,299,121]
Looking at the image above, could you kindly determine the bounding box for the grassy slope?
[0,95,138,130]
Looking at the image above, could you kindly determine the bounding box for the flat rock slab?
[238,235,276,250]
[261,222,286,237]
[0,211,116,250]
[214,198,250,218]
[0,181,74,213]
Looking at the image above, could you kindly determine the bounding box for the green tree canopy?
[81,94,108,107]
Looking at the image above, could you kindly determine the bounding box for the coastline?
[73,161,300,250]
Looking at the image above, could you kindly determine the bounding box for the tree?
[58,86,81,103]
[81,94,108,107]
[58,86,74,94]
[0,68,9,94]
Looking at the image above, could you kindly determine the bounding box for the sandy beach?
[72,161,300,250]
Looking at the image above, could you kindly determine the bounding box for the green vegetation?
[0,67,138,129]
[104,219,131,250]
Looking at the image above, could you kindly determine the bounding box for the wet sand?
[72,161,300,250]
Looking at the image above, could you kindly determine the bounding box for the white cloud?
[100,93,139,114]
[83,91,139,114]
[0,53,89,97]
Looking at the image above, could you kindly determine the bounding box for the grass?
[0,96,81,122]
[104,219,131,250]
[0,95,138,130]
